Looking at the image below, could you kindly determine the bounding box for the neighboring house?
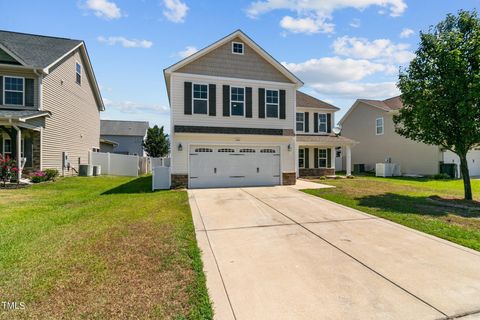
[164,30,356,188]
[0,30,104,178]
[100,120,149,156]
[339,96,480,176]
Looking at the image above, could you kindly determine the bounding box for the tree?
[394,10,480,200]
[142,125,170,157]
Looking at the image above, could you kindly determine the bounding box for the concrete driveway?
[188,185,480,320]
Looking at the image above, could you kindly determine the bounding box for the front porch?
[296,134,357,178]
[0,110,50,180]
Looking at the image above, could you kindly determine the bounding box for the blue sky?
[1,0,478,130]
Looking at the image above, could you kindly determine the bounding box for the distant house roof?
[0,30,82,68]
[101,120,149,137]
[358,96,403,111]
[339,96,403,125]
[296,91,340,111]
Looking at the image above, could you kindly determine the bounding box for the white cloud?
[97,36,153,48]
[332,36,414,64]
[400,28,414,38]
[280,15,334,34]
[349,18,361,28]
[84,0,123,20]
[178,46,198,58]
[311,81,399,99]
[247,0,407,33]
[104,99,169,114]
[283,57,393,84]
[163,0,188,23]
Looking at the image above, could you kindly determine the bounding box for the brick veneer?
[282,172,296,185]
[299,168,334,177]
[171,174,188,189]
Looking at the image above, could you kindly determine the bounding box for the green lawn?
[303,176,480,251]
[0,176,212,320]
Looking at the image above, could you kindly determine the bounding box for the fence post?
[107,153,111,175]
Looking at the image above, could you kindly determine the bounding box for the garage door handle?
[229,176,245,178]
[257,168,259,173]
[214,168,217,174]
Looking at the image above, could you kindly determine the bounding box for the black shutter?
[0,137,3,156]
[24,138,32,167]
[0,76,3,104]
[208,84,216,116]
[304,112,309,132]
[246,87,252,118]
[314,148,319,169]
[184,82,192,115]
[223,85,230,116]
[305,148,310,169]
[258,88,265,118]
[327,113,332,133]
[327,148,332,168]
[279,89,286,119]
[25,79,34,107]
[314,113,318,133]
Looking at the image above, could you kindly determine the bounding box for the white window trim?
[318,113,328,133]
[318,148,328,168]
[376,117,384,135]
[75,61,82,85]
[298,148,305,169]
[3,75,25,107]
[265,89,279,119]
[232,42,244,55]
[230,86,246,117]
[192,83,209,115]
[296,112,305,132]
[2,137,24,157]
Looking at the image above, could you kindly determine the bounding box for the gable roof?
[0,30,82,69]
[164,30,303,98]
[0,30,104,111]
[339,96,403,125]
[296,91,339,111]
[101,120,149,137]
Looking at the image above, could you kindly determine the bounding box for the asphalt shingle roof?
[359,96,403,111]
[0,110,50,120]
[101,120,149,137]
[0,30,82,68]
[296,91,340,110]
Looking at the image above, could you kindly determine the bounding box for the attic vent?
[232,42,244,55]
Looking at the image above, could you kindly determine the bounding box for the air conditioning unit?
[376,163,401,177]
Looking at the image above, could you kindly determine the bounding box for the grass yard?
[0,176,212,320]
[303,176,480,252]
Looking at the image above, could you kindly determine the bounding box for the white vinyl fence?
[152,157,171,190]
[90,152,139,177]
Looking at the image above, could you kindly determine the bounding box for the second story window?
[232,42,244,55]
[231,87,245,116]
[318,113,327,133]
[193,84,208,114]
[296,112,304,132]
[4,76,24,106]
[76,62,82,85]
[266,89,279,118]
[376,117,384,135]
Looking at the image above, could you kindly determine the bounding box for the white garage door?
[189,146,280,188]
[468,150,480,176]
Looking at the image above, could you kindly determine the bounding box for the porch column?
[346,145,352,176]
[330,147,336,172]
[13,125,22,181]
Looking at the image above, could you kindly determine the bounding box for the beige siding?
[0,66,38,109]
[42,49,100,172]
[171,73,296,131]
[341,102,440,175]
[177,37,292,83]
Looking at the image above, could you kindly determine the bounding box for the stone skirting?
[299,168,334,177]
[171,174,188,189]
[282,172,296,185]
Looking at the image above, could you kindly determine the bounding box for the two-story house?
[164,30,356,188]
[0,30,104,179]
[340,96,480,177]
[100,120,149,156]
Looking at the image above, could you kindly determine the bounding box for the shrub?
[30,171,48,183]
[44,169,59,181]
[432,173,451,180]
[346,175,355,179]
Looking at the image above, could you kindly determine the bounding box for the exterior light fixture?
[178,143,183,151]
[288,144,291,152]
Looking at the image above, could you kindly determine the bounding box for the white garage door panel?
[189,146,280,188]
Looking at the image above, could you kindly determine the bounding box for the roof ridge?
[0,29,81,42]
